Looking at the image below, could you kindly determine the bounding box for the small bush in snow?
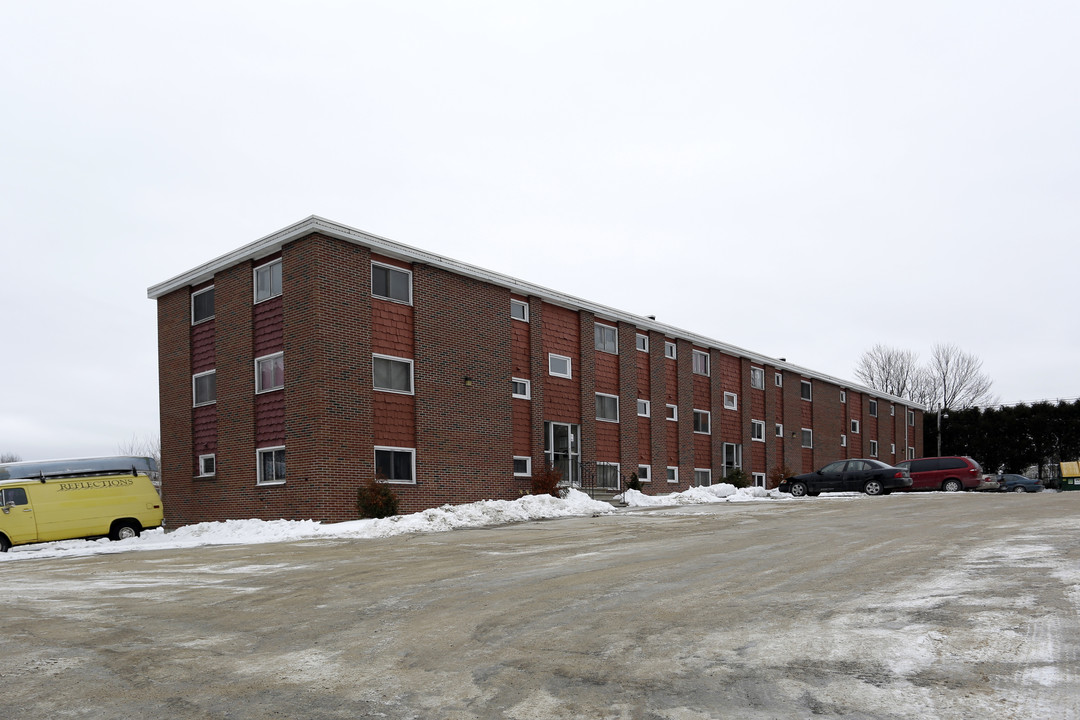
[625,472,643,492]
[531,465,562,498]
[357,476,400,519]
[724,468,750,488]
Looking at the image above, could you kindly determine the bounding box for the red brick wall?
[158,287,193,523]
[411,265,515,509]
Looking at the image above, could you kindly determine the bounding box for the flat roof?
[147,215,924,410]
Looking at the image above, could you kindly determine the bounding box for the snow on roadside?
[0,489,615,562]
[618,483,786,507]
[2,484,793,562]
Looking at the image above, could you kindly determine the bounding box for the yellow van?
[0,456,164,552]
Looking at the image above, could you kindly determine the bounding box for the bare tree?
[854,342,995,411]
[854,344,922,399]
[118,434,161,470]
[0,451,21,463]
[924,342,996,411]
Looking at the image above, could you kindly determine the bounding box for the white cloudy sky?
[2,1,1077,460]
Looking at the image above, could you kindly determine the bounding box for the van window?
[1,487,28,506]
[940,458,966,470]
[909,459,938,472]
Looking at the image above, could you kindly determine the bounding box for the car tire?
[942,479,962,492]
[109,521,141,542]
[1013,486,1026,494]
[789,482,808,498]
[0,534,10,552]
[864,480,885,496]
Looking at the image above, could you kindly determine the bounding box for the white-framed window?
[371,262,412,304]
[694,468,712,487]
[775,423,784,438]
[801,380,813,401]
[664,341,677,359]
[198,454,216,477]
[666,404,678,421]
[512,378,531,399]
[637,399,651,417]
[636,333,649,352]
[693,410,711,434]
[751,420,765,442]
[851,419,860,434]
[890,443,896,455]
[666,466,679,484]
[869,399,878,417]
[511,299,529,322]
[775,372,783,387]
[693,350,710,376]
[375,446,416,484]
[908,410,915,426]
[191,286,214,325]
[193,370,216,407]
[513,456,532,477]
[254,259,282,303]
[753,472,766,487]
[870,440,879,457]
[637,465,650,482]
[750,367,764,389]
[724,392,738,411]
[840,390,847,403]
[596,393,619,423]
[907,446,916,459]
[373,354,414,394]
[841,434,847,447]
[548,354,572,378]
[595,323,618,354]
[257,446,285,485]
[255,352,284,394]
[596,462,620,490]
[801,428,813,448]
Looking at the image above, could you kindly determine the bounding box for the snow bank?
[619,483,784,507]
[0,489,614,561]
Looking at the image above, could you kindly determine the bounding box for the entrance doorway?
[544,422,581,487]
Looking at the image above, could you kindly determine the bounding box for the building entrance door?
[545,422,581,487]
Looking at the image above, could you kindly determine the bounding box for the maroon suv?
[895,456,984,492]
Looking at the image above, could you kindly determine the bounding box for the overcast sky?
[3,1,1078,461]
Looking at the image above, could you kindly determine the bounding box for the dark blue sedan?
[998,474,1044,493]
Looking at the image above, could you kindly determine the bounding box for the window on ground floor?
[637,465,650,482]
[666,466,679,483]
[513,456,531,477]
[753,472,766,487]
[802,429,813,448]
[694,468,711,487]
[257,447,285,485]
[375,446,416,484]
[596,462,620,490]
[870,440,879,457]
[722,443,742,477]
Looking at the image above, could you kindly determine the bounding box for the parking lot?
[2,492,1078,719]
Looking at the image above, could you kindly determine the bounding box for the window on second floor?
[255,353,284,393]
[870,440,879,457]
[693,410,711,434]
[193,370,216,407]
[549,354,571,378]
[511,299,529,322]
[801,428,813,448]
[595,323,618,354]
[371,262,412,304]
[254,259,282,303]
[664,341,677,359]
[851,419,860,434]
[801,380,813,401]
[724,392,738,411]
[751,419,765,442]
[511,378,531,399]
[596,393,619,422]
[373,354,413,394]
[693,350,710,376]
[636,333,649,352]
[637,399,651,417]
[192,286,214,325]
[750,367,764,389]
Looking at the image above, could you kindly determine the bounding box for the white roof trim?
[147,215,924,410]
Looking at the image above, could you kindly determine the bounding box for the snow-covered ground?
[0,485,785,561]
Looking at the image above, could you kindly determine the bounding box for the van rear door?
[0,486,38,546]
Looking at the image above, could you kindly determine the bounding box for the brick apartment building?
[149,216,924,525]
